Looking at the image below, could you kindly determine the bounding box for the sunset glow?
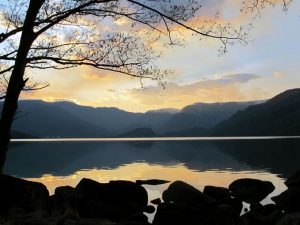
[18,0,300,112]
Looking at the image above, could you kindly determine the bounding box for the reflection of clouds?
[27,163,286,197]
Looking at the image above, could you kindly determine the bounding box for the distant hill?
[162,127,208,137]
[11,130,35,139]
[9,100,106,138]
[146,108,179,114]
[118,127,157,137]
[213,89,300,136]
[162,101,262,131]
[50,100,260,134]
[8,90,300,138]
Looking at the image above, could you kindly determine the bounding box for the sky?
[21,0,300,112]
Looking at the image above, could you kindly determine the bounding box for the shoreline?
[1,172,300,225]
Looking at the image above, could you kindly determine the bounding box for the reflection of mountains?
[215,139,300,178]
[5,140,299,178]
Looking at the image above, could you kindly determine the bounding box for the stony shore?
[0,172,300,225]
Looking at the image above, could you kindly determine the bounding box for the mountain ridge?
[2,89,299,137]
[212,88,300,136]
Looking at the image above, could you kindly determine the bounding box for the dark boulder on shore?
[203,185,231,200]
[162,181,212,206]
[0,174,49,215]
[51,185,119,220]
[75,179,148,217]
[136,179,170,186]
[272,187,300,213]
[241,203,283,225]
[152,202,191,225]
[155,181,243,225]
[285,170,300,189]
[229,178,275,204]
[2,174,300,225]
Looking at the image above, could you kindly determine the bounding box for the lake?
[4,137,300,203]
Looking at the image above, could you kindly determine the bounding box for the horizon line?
[11,136,300,142]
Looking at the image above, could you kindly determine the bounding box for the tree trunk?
[0,0,45,174]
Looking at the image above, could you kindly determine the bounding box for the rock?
[136,179,170,185]
[272,187,300,212]
[203,186,231,200]
[143,205,155,214]
[118,222,150,225]
[153,200,242,225]
[78,199,120,220]
[75,179,148,216]
[229,178,275,204]
[121,212,148,224]
[162,181,212,206]
[275,213,300,225]
[217,198,243,217]
[192,198,243,224]
[241,204,283,225]
[151,198,162,205]
[198,204,243,225]
[61,218,116,225]
[54,186,81,213]
[0,174,49,215]
[53,185,120,220]
[152,202,191,225]
[285,170,300,189]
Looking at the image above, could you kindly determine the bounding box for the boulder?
[275,213,300,225]
[241,204,283,225]
[143,205,155,214]
[152,202,191,225]
[121,212,148,224]
[285,170,300,189]
[162,181,212,206]
[136,179,170,186]
[203,186,231,200]
[60,218,116,225]
[229,178,275,204]
[0,174,49,215]
[118,222,150,225]
[216,198,243,217]
[150,198,162,205]
[192,198,243,224]
[198,204,243,225]
[54,186,81,212]
[272,187,300,212]
[77,199,120,220]
[153,200,242,225]
[75,179,148,216]
[51,186,120,220]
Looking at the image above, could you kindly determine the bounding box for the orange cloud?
[126,73,262,109]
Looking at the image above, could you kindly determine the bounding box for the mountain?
[146,108,179,114]
[9,100,106,138]
[52,101,174,134]
[11,130,35,139]
[9,94,299,138]
[162,127,208,137]
[43,100,262,135]
[162,101,262,132]
[213,88,300,136]
[118,127,157,137]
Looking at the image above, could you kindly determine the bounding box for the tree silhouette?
[0,0,293,173]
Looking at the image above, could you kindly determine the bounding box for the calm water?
[4,138,300,202]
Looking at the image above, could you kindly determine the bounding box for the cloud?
[125,73,261,109]
[273,71,287,78]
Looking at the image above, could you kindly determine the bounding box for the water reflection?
[4,139,300,195]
